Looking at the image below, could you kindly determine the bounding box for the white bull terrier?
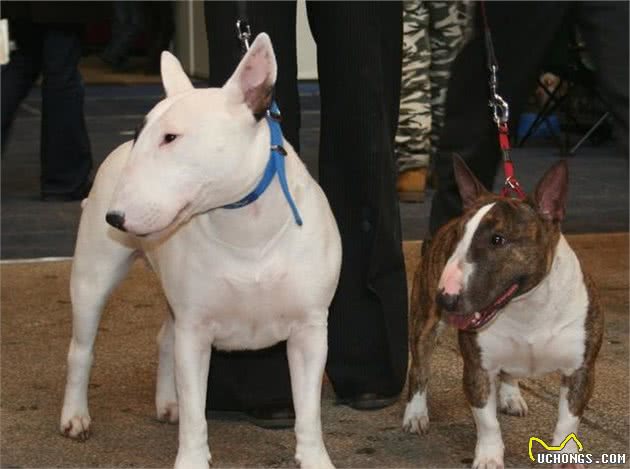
[60,33,341,469]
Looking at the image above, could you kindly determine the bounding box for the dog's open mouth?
[448,283,520,331]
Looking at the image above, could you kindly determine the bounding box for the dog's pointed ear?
[223,33,277,118]
[161,51,194,97]
[453,153,490,209]
[534,159,568,222]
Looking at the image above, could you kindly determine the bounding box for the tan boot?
[397,168,428,203]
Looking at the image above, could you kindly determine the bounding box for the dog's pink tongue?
[448,313,475,330]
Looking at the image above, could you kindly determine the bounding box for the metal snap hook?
[236,19,251,51]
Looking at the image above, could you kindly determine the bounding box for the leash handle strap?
[480,1,526,200]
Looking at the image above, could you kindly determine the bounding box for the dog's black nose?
[105,211,126,231]
[436,290,460,312]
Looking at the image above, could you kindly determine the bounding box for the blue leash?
[222,101,303,226]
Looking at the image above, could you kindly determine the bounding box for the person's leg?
[396,1,431,173]
[143,1,175,74]
[204,0,300,152]
[101,1,143,68]
[202,1,298,416]
[395,1,431,203]
[1,21,43,152]
[40,24,92,197]
[576,1,629,154]
[306,1,408,404]
[426,1,469,159]
[429,1,571,234]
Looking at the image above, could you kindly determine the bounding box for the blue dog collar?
[222,101,303,226]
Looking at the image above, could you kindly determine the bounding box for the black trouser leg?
[429,1,571,234]
[576,1,629,153]
[203,0,297,410]
[306,1,408,399]
[144,1,175,71]
[1,21,43,153]
[40,25,92,194]
[204,0,300,151]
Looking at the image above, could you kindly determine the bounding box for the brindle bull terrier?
[403,155,603,469]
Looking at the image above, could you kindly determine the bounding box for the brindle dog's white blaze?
[438,203,495,296]
[61,33,340,469]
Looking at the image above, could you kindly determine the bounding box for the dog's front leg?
[548,368,594,469]
[156,313,178,424]
[173,323,212,469]
[61,214,136,440]
[463,364,503,469]
[287,322,334,469]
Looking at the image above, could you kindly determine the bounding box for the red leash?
[479,1,526,199]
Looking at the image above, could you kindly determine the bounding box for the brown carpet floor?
[1,234,628,468]
[79,55,162,85]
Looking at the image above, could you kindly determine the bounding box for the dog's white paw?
[295,447,334,469]
[472,445,504,469]
[402,391,430,435]
[174,447,211,469]
[499,383,528,417]
[60,412,91,441]
[156,401,179,424]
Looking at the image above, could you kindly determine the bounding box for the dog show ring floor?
[1,235,628,468]
[1,83,629,467]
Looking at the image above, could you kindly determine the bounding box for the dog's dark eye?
[491,234,506,246]
[163,134,178,144]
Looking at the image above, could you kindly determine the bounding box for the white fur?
[477,235,588,377]
[498,379,528,417]
[402,391,429,435]
[552,386,580,453]
[60,35,340,469]
[161,51,194,96]
[439,203,495,295]
[472,381,504,469]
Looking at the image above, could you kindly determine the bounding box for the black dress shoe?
[336,392,399,411]
[207,405,295,430]
[246,406,295,429]
[41,179,92,202]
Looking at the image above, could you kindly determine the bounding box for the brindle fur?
[458,330,491,408]
[406,158,603,430]
[561,270,604,416]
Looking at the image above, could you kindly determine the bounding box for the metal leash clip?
[489,65,509,126]
[236,19,251,51]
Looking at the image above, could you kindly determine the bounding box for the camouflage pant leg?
[396,0,431,172]
[396,0,470,173]
[427,1,470,161]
